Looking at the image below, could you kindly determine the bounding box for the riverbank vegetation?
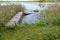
[0,4,60,40]
[39,0,60,2]
[43,4,60,25]
[0,5,24,24]
[0,22,60,40]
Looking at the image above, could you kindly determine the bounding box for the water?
[21,3,49,24]
[21,13,40,24]
[0,2,49,24]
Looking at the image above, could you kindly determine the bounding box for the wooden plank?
[6,12,23,26]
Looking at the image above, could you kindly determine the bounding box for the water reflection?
[21,13,40,24]
[0,2,49,24]
[21,3,47,24]
[21,2,50,24]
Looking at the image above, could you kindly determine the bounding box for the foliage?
[35,20,46,26]
[39,0,60,2]
[0,3,60,40]
[43,4,60,25]
[0,24,60,40]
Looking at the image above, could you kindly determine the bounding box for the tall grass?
[43,4,60,25]
[0,24,60,40]
[0,4,24,24]
[0,3,60,40]
[39,0,60,2]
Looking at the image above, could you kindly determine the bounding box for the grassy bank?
[0,3,60,40]
[39,0,60,2]
[43,4,60,25]
[0,24,60,40]
[0,5,24,24]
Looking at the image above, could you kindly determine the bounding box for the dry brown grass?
[0,4,24,24]
[43,4,60,25]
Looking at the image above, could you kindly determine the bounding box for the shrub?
[35,20,46,26]
[52,17,60,25]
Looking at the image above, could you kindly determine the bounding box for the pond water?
[20,3,49,24]
[0,2,49,24]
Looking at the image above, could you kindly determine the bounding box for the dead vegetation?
[0,4,24,24]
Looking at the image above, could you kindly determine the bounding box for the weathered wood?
[6,12,23,26]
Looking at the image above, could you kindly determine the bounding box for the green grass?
[0,24,60,40]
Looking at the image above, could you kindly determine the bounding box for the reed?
[0,4,24,24]
[43,4,60,25]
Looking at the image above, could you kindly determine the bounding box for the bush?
[35,20,46,26]
[52,17,60,25]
